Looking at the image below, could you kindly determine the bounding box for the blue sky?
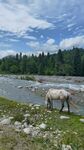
[0,0,84,58]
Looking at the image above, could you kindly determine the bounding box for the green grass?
[0,97,84,150]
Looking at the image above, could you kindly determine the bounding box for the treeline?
[0,47,84,76]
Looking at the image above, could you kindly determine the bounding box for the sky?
[0,0,84,58]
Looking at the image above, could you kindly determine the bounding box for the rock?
[15,129,21,132]
[24,114,30,118]
[39,123,47,129]
[32,129,39,137]
[22,122,28,128]
[23,125,40,137]
[14,121,22,129]
[9,117,14,120]
[25,86,29,88]
[36,107,39,110]
[55,129,61,134]
[31,107,34,110]
[43,133,49,138]
[14,121,21,126]
[63,108,68,112]
[23,125,33,135]
[2,115,6,118]
[47,110,52,113]
[23,127,31,135]
[17,86,23,89]
[0,131,4,134]
[80,88,84,92]
[0,118,11,125]
[34,114,40,120]
[31,88,35,92]
[60,116,70,119]
[62,144,72,150]
[34,104,40,107]
[80,119,84,123]
[29,103,33,107]
[34,87,38,90]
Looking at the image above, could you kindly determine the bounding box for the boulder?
[80,119,84,123]
[24,114,30,118]
[17,86,23,89]
[0,118,11,125]
[60,116,70,119]
[14,121,22,129]
[32,129,39,137]
[34,104,40,107]
[39,123,47,129]
[62,144,72,150]
[23,127,32,135]
[22,122,28,128]
[23,125,33,135]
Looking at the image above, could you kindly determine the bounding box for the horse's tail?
[69,99,78,109]
[67,93,78,109]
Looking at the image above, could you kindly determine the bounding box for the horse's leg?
[47,98,53,110]
[47,98,51,110]
[59,100,64,112]
[50,100,53,110]
[66,97,70,113]
[47,98,49,109]
[45,98,48,109]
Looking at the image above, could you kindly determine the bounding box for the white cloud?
[28,0,84,20]
[0,49,38,58]
[0,2,53,35]
[27,36,84,54]
[7,38,19,42]
[0,50,17,58]
[27,41,40,49]
[46,38,55,44]
[0,0,84,56]
[0,0,84,36]
[1,35,84,58]
[23,35,37,40]
[27,38,58,54]
[59,36,84,49]
[67,23,75,28]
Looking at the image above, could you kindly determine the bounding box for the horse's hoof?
[59,110,62,113]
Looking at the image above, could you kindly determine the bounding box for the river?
[0,75,84,116]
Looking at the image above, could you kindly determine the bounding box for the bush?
[20,75,36,81]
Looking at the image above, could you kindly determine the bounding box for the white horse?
[45,89,71,113]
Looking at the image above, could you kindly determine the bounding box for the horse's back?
[46,89,70,100]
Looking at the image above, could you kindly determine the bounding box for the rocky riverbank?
[0,97,84,150]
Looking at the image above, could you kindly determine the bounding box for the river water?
[0,75,84,116]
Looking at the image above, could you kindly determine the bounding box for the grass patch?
[20,75,36,81]
[0,97,84,149]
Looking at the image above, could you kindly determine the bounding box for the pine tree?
[81,55,84,76]
[57,49,64,64]
[73,48,81,76]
